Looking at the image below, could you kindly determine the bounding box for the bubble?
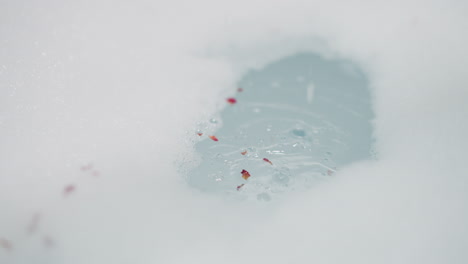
[209,118,218,124]
[266,150,285,155]
[292,129,306,137]
[208,171,224,183]
[274,167,290,185]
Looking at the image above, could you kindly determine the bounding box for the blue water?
[188,53,374,200]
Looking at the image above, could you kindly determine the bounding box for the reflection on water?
[188,53,374,200]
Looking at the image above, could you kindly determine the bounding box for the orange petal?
[209,135,219,142]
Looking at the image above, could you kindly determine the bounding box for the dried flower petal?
[263,158,273,165]
[0,238,13,252]
[80,163,93,171]
[241,150,247,155]
[209,135,219,142]
[226,98,237,104]
[241,169,251,180]
[197,132,203,136]
[63,184,76,197]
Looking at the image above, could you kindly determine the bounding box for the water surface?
[188,53,374,201]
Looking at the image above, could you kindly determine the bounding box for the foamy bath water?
[1,1,467,263]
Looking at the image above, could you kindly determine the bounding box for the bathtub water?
[188,53,374,200]
[1,1,468,263]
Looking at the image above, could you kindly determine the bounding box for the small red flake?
[263,158,273,165]
[63,184,76,197]
[0,238,13,252]
[237,87,243,92]
[237,184,245,191]
[209,135,219,142]
[241,150,247,155]
[197,132,203,136]
[241,169,251,180]
[226,98,237,104]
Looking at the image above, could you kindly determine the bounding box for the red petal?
[241,169,251,180]
[197,132,203,136]
[226,98,237,104]
[237,184,245,191]
[63,184,76,196]
[241,150,247,155]
[209,135,219,141]
[263,158,273,165]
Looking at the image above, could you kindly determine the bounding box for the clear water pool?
[188,53,374,200]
